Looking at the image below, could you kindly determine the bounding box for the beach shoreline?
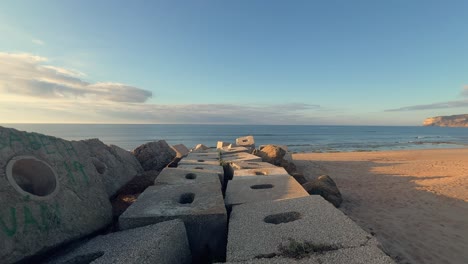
[293,148,468,264]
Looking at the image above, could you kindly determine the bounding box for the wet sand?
[293,148,468,264]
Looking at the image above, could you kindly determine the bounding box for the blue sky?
[1,0,468,124]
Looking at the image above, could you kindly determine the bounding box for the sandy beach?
[293,148,468,264]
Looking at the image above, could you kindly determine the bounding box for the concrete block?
[49,220,191,264]
[223,245,394,263]
[217,141,230,149]
[236,135,255,147]
[185,152,220,161]
[233,167,289,179]
[230,161,278,170]
[219,146,249,154]
[226,196,385,262]
[119,182,227,262]
[171,144,190,158]
[222,152,262,162]
[0,126,112,263]
[178,158,220,166]
[177,164,224,176]
[154,167,223,186]
[225,176,308,207]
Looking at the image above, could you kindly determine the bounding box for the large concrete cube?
[178,158,220,166]
[225,176,308,207]
[119,182,227,262]
[230,161,278,170]
[49,220,191,264]
[177,164,224,176]
[233,167,289,180]
[0,126,112,264]
[222,152,262,162]
[227,196,389,262]
[236,135,255,148]
[223,245,394,263]
[217,141,230,149]
[185,152,220,161]
[154,167,223,186]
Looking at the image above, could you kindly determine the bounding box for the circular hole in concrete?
[264,211,302,224]
[91,158,106,174]
[63,251,105,264]
[185,173,197,180]
[250,184,274,189]
[197,159,205,162]
[194,167,204,170]
[179,193,195,204]
[254,171,267,175]
[6,156,59,199]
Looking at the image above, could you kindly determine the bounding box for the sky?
[1,0,468,125]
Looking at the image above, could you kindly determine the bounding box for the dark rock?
[254,145,286,166]
[302,175,343,207]
[132,140,176,171]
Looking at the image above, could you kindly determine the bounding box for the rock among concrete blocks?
[171,144,190,158]
[154,167,223,186]
[227,196,391,262]
[222,152,262,162]
[132,140,176,171]
[0,126,113,264]
[233,167,289,179]
[48,219,192,264]
[192,144,210,152]
[82,139,143,197]
[119,182,227,262]
[260,144,288,152]
[236,135,255,149]
[225,176,308,208]
[302,175,343,208]
[217,141,230,149]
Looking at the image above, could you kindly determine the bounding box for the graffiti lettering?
[39,135,56,155]
[63,161,89,186]
[0,207,17,237]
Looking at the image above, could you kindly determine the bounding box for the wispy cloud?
[385,85,468,112]
[32,38,45,45]
[0,52,152,103]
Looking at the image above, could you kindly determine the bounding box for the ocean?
[2,124,468,153]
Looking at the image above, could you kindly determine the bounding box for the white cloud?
[0,52,152,103]
[32,38,45,45]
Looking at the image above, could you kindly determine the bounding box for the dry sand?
[293,148,468,264]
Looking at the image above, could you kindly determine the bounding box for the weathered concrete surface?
[154,167,223,186]
[236,135,255,149]
[49,219,191,264]
[132,140,176,171]
[0,126,112,264]
[178,158,220,166]
[225,176,308,207]
[219,146,249,154]
[177,164,224,176]
[233,167,289,179]
[82,139,143,197]
[119,182,227,262]
[192,144,210,152]
[171,144,190,158]
[217,141,230,149]
[185,152,220,161]
[227,196,389,262]
[230,161,278,170]
[223,246,394,263]
[222,152,262,162]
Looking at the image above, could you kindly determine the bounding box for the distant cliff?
[423,114,468,127]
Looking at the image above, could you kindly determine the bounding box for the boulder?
[254,145,286,166]
[302,175,343,207]
[132,140,176,171]
[192,144,209,152]
[0,126,112,264]
[82,139,143,197]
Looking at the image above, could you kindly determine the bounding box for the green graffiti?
[59,140,77,157]
[26,133,42,151]
[9,132,23,147]
[63,161,77,185]
[39,135,56,154]
[74,161,89,185]
[40,203,61,231]
[0,208,17,237]
[23,206,42,233]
